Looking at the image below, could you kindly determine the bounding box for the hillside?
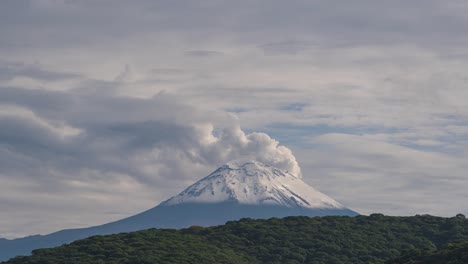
[3,214,468,264]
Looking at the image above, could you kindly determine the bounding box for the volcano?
[0,161,357,261]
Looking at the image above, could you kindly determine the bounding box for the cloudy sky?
[1,0,468,238]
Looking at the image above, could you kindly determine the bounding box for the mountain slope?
[0,161,357,261]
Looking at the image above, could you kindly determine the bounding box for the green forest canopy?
[3,214,468,264]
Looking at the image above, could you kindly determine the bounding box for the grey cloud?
[278,103,308,112]
[0,61,81,81]
[149,68,188,75]
[297,133,468,216]
[1,0,467,52]
[0,87,72,114]
[0,86,302,237]
[259,41,313,55]
[184,50,224,57]
[0,85,300,204]
[225,107,250,113]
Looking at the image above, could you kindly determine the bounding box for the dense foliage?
[3,214,468,264]
[387,240,468,264]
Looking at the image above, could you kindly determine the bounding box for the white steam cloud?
[180,122,301,177]
[127,118,302,187]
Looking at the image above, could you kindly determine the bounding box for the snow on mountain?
[162,160,344,209]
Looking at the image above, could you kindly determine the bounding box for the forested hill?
[387,240,468,264]
[3,214,468,264]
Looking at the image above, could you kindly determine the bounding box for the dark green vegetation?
[387,240,468,264]
[3,214,468,264]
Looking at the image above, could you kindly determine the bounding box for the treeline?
[3,214,468,264]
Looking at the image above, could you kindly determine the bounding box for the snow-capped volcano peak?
[162,160,344,209]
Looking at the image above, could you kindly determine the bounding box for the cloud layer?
[0,86,300,237]
[1,0,468,238]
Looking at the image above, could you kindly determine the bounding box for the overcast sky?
[1,0,468,238]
